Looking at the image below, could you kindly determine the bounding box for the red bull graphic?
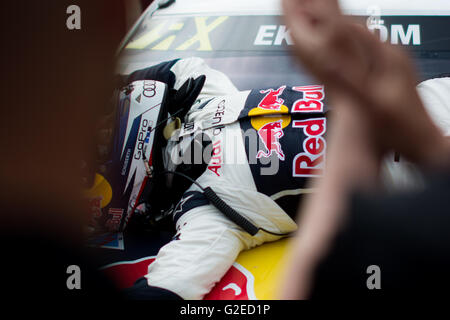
[204,262,256,300]
[257,85,286,111]
[101,258,256,300]
[256,119,285,161]
[101,256,156,288]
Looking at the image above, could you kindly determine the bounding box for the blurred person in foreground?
[0,1,124,300]
[279,0,450,298]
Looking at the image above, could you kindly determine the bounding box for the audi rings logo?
[142,80,157,98]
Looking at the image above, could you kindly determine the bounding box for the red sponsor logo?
[291,85,325,113]
[105,208,124,231]
[88,196,103,227]
[257,85,286,111]
[256,120,285,161]
[292,118,327,177]
[208,140,222,177]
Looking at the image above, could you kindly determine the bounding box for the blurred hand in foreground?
[279,0,450,299]
[282,0,450,168]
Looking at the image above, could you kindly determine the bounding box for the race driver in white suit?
[101,57,449,299]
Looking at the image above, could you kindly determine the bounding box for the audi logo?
[143,80,157,98]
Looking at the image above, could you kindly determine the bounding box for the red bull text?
[292,85,325,113]
[292,117,327,177]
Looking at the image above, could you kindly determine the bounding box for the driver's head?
[84,80,169,234]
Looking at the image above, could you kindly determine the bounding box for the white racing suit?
[125,57,450,299]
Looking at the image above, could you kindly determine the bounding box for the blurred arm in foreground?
[279,0,450,299]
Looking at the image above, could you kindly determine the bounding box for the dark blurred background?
[0,0,150,301]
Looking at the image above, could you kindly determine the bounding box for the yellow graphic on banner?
[126,16,229,51]
[126,22,167,49]
[176,16,228,51]
[152,35,177,50]
[235,238,292,300]
[169,22,184,31]
[151,22,184,50]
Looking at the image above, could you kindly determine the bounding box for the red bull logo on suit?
[247,83,327,177]
[256,119,286,161]
[257,85,286,111]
